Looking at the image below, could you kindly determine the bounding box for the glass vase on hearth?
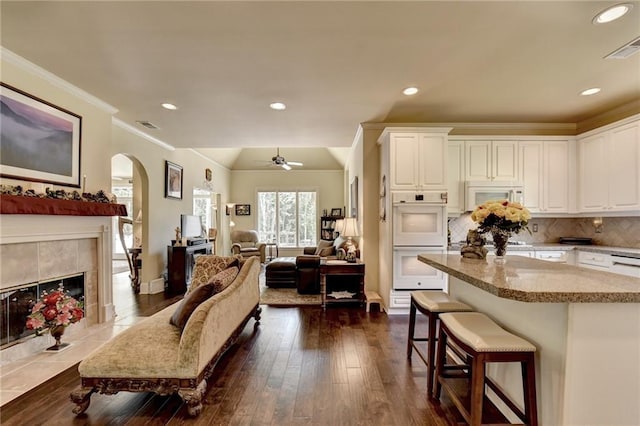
[491,229,510,264]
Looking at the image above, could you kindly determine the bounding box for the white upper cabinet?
[379,127,452,191]
[465,140,518,182]
[447,141,465,214]
[578,117,640,213]
[519,139,573,214]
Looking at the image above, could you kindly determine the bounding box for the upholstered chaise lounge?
[70,256,261,417]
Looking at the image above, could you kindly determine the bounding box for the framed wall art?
[164,160,183,200]
[0,83,82,187]
[235,204,250,216]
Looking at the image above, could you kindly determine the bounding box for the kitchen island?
[418,253,640,426]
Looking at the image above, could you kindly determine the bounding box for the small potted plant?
[26,284,84,351]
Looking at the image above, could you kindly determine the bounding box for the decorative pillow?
[170,283,215,331]
[189,255,240,294]
[333,236,348,251]
[208,266,239,293]
[315,240,334,257]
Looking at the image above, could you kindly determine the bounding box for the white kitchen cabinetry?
[519,140,573,214]
[447,141,465,214]
[535,250,571,263]
[465,140,518,182]
[577,251,612,272]
[380,127,452,191]
[578,117,640,213]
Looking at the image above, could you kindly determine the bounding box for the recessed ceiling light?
[593,3,633,24]
[403,87,419,96]
[580,87,601,96]
[161,103,178,110]
[270,102,286,110]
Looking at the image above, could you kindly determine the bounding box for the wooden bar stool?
[407,291,472,398]
[435,312,538,426]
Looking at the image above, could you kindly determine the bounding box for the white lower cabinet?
[535,250,571,263]
[510,251,534,258]
[577,251,612,272]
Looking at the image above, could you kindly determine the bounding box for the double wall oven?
[391,192,448,297]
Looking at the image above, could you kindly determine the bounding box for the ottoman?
[265,257,297,288]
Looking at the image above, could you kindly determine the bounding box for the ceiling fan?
[270,148,303,170]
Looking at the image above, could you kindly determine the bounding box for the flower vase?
[492,229,510,264]
[46,325,69,351]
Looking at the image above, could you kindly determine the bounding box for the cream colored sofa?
[70,256,261,417]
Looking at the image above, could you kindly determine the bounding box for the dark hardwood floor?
[1,281,497,425]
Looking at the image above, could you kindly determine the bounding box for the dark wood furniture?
[407,291,472,399]
[320,215,343,241]
[166,242,212,293]
[319,259,365,309]
[127,247,142,293]
[435,312,538,426]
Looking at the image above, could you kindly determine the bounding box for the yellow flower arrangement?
[471,199,531,235]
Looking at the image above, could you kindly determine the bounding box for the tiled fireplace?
[0,214,115,355]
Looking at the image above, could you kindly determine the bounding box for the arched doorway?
[111,153,146,292]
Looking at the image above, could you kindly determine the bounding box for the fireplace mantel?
[0,194,127,216]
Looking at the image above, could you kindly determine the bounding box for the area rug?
[258,269,321,306]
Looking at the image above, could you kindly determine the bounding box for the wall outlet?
[532,224,538,232]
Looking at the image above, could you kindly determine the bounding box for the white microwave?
[465,181,524,211]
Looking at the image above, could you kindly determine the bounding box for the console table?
[127,247,142,293]
[167,242,212,294]
[319,260,365,309]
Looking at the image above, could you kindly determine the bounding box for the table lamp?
[341,217,359,262]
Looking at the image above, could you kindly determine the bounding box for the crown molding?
[188,149,229,171]
[112,118,175,151]
[1,47,118,115]
[361,121,576,135]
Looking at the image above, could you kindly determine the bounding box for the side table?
[266,242,279,262]
[319,259,365,309]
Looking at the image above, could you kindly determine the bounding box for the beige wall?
[229,169,344,255]
[110,127,233,283]
[1,53,234,286]
[0,58,113,196]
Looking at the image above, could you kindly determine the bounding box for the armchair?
[230,229,266,263]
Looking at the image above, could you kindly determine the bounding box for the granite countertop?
[418,253,640,303]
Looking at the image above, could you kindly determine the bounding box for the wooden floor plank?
[2,300,512,425]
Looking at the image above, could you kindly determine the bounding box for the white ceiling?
[2,1,639,166]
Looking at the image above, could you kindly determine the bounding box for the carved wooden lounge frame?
[70,305,261,417]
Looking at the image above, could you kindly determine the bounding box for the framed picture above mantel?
[0,83,82,187]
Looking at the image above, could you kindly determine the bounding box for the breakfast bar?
[418,253,640,426]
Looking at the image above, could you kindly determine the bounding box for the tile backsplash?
[449,214,640,248]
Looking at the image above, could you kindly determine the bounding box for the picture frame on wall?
[0,83,82,187]
[235,204,251,216]
[165,160,183,200]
